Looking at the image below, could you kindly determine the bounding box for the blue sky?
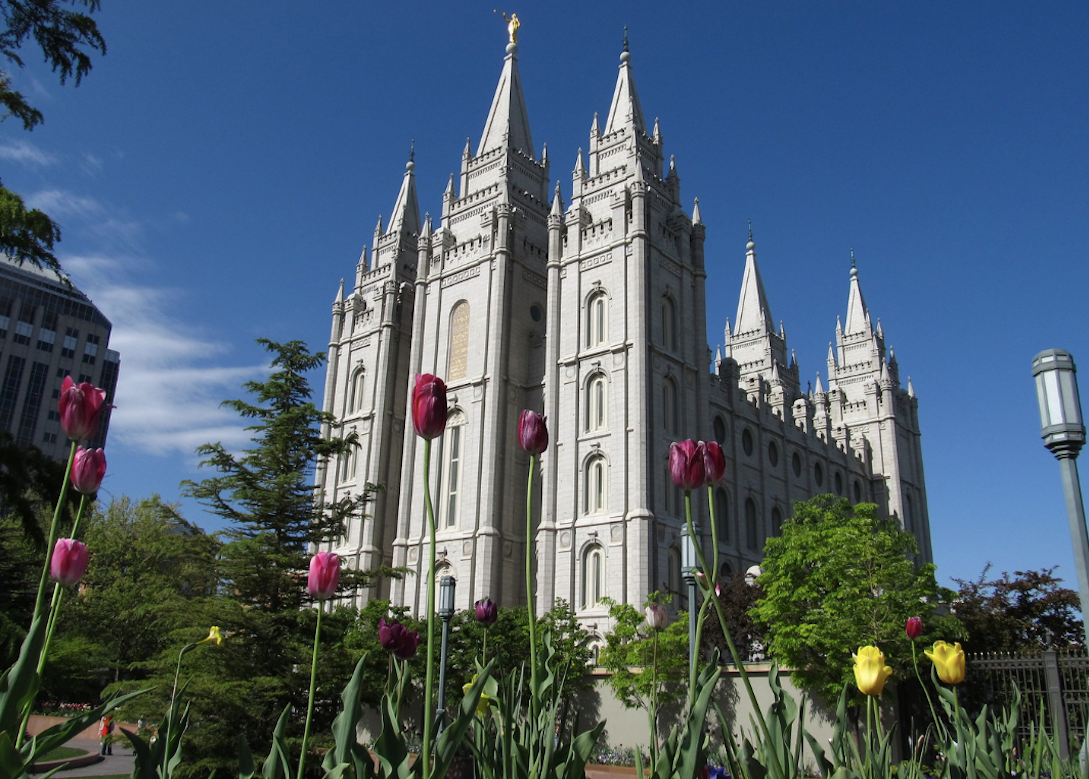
[3,2,1088,590]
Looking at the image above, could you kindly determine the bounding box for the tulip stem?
[526,452,539,723]
[31,441,76,630]
[647,629,660,773]
[297,606,322,779]
[36,494,90,678]
[422,439,437,779]
[911,641,945,742]
[165,642,197,779]
[684,491,786,779]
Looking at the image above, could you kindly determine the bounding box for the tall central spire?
[477,37,534,157]
[603,36,646,136]
[735,227,774,334]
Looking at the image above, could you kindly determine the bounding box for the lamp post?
[1032,349,1089,646]
[681,521,700,701]
[436,575,456,735]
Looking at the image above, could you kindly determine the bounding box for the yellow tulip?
[462,675,493,717]
[198,626,223,646]
[924,640,965,684]
[853,646,893,696]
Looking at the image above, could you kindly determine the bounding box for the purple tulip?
[70,447,107,494]
[379,618,420,660]
[517,410,549,455]
[307,552,340,600]
[58,376,108,443]
[906,616,923,640]
[475,598,498,626]
[50,539,88,586]
[412,374,448,440]
[702,441,726,486]
[669,440,706,491]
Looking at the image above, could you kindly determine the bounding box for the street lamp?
[436,575,456,734]
[1032,349,1089,646]
[681,521,700,700]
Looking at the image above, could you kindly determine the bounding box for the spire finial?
[623,26,629,53]
[409,139,415,162]
[748,219,753,241]
[850,247,858,276]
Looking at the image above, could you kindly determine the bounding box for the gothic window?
[662,296,677,351]
[745,498,759,551]
[714,487,730,545]
[584,454,607,514]
[663,378,677,433]
[742,428,754,456]
[586,373,607,431]
[341,444,358,483]
[792,452,802,478]
[768,440,779,468]
[348,367,365,414]
[904,494,914,530]
[442,410,467,528]
[814,462,824,487]
[667,546,682,594]
[587,291,607,348]
[771,506,783,536]
[448,301,470,381]
[581,545,604,609]
[834,471,844,495]
[853,480,862,503]
[713,415,727,445]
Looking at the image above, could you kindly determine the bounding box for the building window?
[745,498,759,551]
[715,488,730,544]
[587,291,607,348]
[662,296,677,351]
[742,428,754,456]
[341,445,357,482]
[584,454,607,514]
[814,462,823,487]
[768,440,779,468]
[443,410,467,528]
[834,471,843,495]
[663,378,678,434]
[667,546,681,595]
[586,373,606,431]
[581,545,604,609]
[348,367,365,414]
[853,480,862,503]
[448,301,470,381]
[713,416,727,445]
[792,452,802,478]
[771,506,783,536]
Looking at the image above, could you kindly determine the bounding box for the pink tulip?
[58,376,108,443]
[702,441,726,485]
[50,539,88,586]
[307,552,340,600]
[412,374,448,440]
[379,618,420,660]
[645,603,668,631]
[669,440,705,491]
[906,616,923,640]
[518,410,548,455]
[70,447,107,494]
[475,598,498,625]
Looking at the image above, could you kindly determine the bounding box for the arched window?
[348,367,365,414]
[771,506,783,536]
[713,416,727,445]
[662,296,677,351]
[581,545,604,608]
[587,291,607,348]
[834,471,844,495]
[904,494,914,530]
[442,410,467,528]
[667,546,682,594]
[448,301,470,381]
[714,488,730,544]
[663,377,678,434]
[341,445,358,483]
[584,454,607,514]
[745,498,759,551]
[586,373,607,431]
[853,480,862,504]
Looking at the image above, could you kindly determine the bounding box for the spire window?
[745,498,759,551]
[663,377,678,434]
[581,545,604,609]
[448,301,470,382]
[662,296,678,352]
[584,454,607,514]
[715,488,730,545]
[442,410,467,528]
[586,373,607,431]
[348,367,365,414]
[587,291,608,348]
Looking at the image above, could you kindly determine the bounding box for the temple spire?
[735,226,774,334]
[477,31,534,157]
[386,152,420,237]
[844,249,871,335]
[604,38,646,135]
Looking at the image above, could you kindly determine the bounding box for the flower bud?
[669,440,705,491]
[379,617,421,660]
[853,645,893,696]
[50,539,88,586]
[644,603,667,631]
[925,640,966,685]
[702,441,726,485]
[58,377,108,443]
[307,552,340,600]
[905,616,923,640]
[518,410,549,455]
[475,598,498,626]
[412,374,448,440]
[70,447,107,494]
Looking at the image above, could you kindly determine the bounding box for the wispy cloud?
[61,254,267,457]
[80,152,103,175]
[28,189,102,218]
[29,189,144,254]
[0,139,57,167]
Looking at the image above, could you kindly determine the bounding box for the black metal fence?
[968,648,1089,758]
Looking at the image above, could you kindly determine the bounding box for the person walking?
[98,715,114,755]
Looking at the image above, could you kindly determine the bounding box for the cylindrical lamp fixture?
[439,575,456,619]
[1033,349,1086,458]
[681,522,700,577]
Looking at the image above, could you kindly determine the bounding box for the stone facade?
[316,39,931,639]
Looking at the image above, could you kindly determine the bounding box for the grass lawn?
[35,745,89,761]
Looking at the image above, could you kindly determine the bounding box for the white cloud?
[80,152,103,174]
[60,254,268,457]
[28,189,103,218]
[0,140,56,167]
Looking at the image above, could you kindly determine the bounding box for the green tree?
[751,494,962,703]
[0,0,107,273]
[951,565,1082,653]
[182,339,365,612]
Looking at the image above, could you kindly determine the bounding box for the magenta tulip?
[58,376,108,443]
[669,439,706,491]
[645,603,667,631]
[379,618,420,660]
[906,616,923,640]
[70,447,107,494]
[50,539,88,586]
[307,552,340,600]
[475,598,498,626]
[518,410,548,455]
[702,441,726,485]
[412,374,448,440]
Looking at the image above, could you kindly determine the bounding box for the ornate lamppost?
[681,521,700,699]
[436,575,456,734]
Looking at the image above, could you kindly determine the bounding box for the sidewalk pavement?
[42,739,135,777]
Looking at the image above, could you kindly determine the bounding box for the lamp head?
[1033,349,1085,459]
[438,575,456,619]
